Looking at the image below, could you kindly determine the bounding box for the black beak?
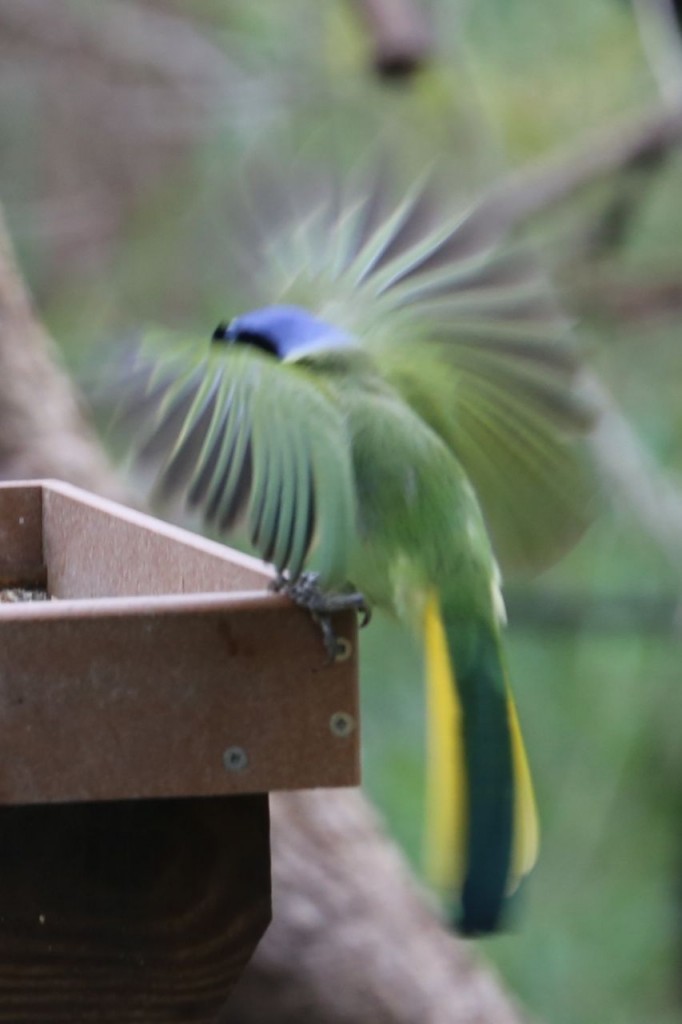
[212,321,235,344]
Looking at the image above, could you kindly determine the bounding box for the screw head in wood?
[223,746,248,772]
[333,637,352,662]
[329,711,355,738]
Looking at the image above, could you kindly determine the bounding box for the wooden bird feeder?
[0,479,359,1022]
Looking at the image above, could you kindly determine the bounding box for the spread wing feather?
[113,334,355,585]
[240,168,597,572]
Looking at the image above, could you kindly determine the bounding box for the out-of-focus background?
[2,1,682,1020]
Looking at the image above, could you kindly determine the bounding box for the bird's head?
[212,304,352,361]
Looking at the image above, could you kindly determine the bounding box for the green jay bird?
[114,169,593,933]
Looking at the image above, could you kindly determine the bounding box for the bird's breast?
[339,390,494,615]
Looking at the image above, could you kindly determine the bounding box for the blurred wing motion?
[112,331,355,585]
[237,164,597,572]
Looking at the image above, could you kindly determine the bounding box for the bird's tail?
[422,590,538,934]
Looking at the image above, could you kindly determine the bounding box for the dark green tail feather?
[446,617,515,934]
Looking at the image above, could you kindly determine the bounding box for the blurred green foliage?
[3,0,682,1021]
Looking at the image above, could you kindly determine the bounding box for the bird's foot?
[273,571,371,662]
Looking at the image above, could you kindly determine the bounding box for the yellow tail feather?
[507,688,540,883]
[423,591,465,892]
[422,590,539,896]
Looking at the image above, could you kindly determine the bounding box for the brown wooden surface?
[0,482,44,585]
[0,794,270,1022]
[41,480,270,598]
[0,597,359,804]
[350,0,434,77]
[0,480,360,804]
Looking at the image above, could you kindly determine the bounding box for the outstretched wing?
[371,328,595,572]
[110,331,356,585]
[237,166,597,572]
[349,195,597,572]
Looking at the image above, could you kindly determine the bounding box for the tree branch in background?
[0,205,526,1024]
[462,104,682,574]
[572,267,682,322]
[583,374,682,567]
[348,0,434,78]
[573,0,682,261]
[0,0,258,278]
[0,206,121,494]
[470,101,682,244]
[225,791,524,1024]
[577,147,668,260]
[632,0,682,107]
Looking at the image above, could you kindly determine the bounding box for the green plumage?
[442,612,514,933]
[108,165,595,932]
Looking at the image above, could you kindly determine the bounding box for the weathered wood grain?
[0,599,359,804]
[0,481,360,805]
[0,795,270,1022]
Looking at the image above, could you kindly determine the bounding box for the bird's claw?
[273,571,371,662]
